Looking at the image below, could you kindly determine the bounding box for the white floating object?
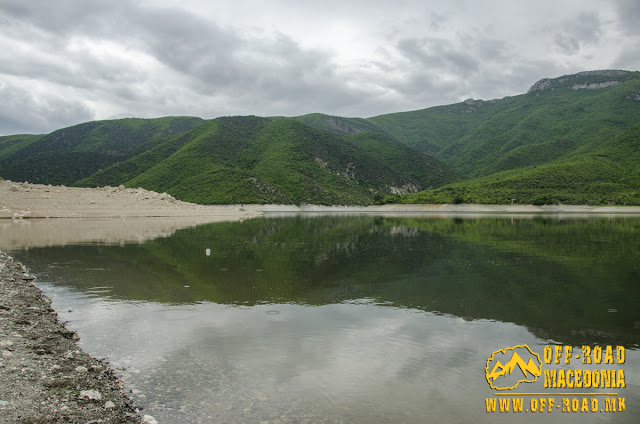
[205,248,211,256]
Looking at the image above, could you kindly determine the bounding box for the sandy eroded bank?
[0,180,261,220]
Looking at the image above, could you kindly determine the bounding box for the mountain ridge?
[1,69,639,205]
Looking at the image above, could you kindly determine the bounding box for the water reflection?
[10,215,640,346]
[4,215,640,422]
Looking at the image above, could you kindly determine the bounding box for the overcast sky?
[1,0,639,135]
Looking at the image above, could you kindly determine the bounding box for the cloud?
[396,37,480,77]
[552,12,602,54]
[614,0,640,35]
[0,0,636,135]
[0,82,93,134]
[0,0,377,130]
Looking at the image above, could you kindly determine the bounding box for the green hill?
[2,69,639,206]
[95,116,454,204]
[23,115,452,205]
[391,123,640,205]
[369,70,640,177]
[342,131,460,190]
[291,113,390,137]
[0,115,456,205]
[0,117,204,185]
[0,134,44,162]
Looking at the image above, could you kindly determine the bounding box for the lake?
[3,214,639,423]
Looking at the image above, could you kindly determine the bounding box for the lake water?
[3,214,640,423]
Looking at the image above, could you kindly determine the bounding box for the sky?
[1,0,639,135]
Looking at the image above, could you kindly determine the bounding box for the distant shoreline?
[242,203,640,214]
[2,180,640,219]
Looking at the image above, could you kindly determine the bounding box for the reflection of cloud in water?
[18,215,640,423]
[44,285,638,423]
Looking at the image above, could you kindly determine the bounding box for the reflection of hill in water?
[13,215,640,346]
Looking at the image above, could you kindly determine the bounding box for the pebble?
[75,366,88,373]
[104,400,116,409]
[79,390,102,401]
[0,340,13,348]
[1,350,12,360]
[0,400,9,406]
[143,415,158,424]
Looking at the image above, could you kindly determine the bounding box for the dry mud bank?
[0,180,261,220]
[0,251,153,423]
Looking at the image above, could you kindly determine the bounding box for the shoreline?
[0,180,262,220]
[244,203,640,214]
[0,250,155,423]
[3,180,640,219]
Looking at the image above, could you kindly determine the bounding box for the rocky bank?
[0,251,155,423]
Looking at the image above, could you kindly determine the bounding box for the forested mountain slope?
[369,70,640,177]
[1,70,639,205]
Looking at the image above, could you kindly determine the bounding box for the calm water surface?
[5,215,640,423]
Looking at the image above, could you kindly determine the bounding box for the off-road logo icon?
[485,344,542,390]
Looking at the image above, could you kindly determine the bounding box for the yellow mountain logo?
[485,345,542,390]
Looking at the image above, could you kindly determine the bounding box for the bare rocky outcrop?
[388,183,419,195]
[528,70,634,93]
[527,78,552,93]
[461,98,498,111]
[571,81,621,90]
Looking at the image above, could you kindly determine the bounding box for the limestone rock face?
[528,70,632,93]
[570,81,621,90]
[527,79,552,93]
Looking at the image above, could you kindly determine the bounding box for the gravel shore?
[0,251,152,423]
